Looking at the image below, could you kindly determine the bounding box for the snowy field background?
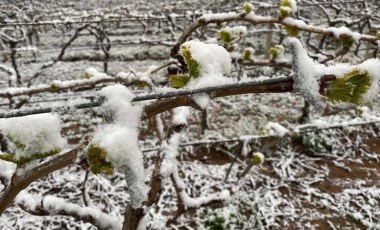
[0,0,380,229]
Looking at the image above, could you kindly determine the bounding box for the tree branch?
[170,12,378,57]
[17,195,121,229]
[0,75,337,119]
[0,144,85,215]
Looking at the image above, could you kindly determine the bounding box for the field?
[0,0,380,229]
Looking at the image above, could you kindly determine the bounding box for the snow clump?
[0,114,67,160]
[91,84,148,208]
[180,40,233,88]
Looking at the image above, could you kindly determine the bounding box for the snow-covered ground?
[0,0,380,229]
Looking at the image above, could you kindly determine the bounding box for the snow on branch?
[143,117,380,154]
[0,75,337,119]
[171,9,378,57]
[87,84,148,208]
[289,38,380,109]
[0,114,67,164]
[16,192,122,229]
[0,144,85,215]
[161,108,230,224]
[0,69,152,98]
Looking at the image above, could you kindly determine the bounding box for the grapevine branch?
[0,75,337,119]
[170,12,378,58]
[18,198,120,229]
[141,119,380,153]
[0,144,85,215]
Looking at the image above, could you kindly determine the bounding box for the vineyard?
[0,0,380,229]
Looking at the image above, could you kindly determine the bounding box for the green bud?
[377,31,380,40]
[180,45,201,78]
[284,25,299,37]
[243,2,254,14]
[135,81,149,89]
[83,71,92,79]
[242,47,255,61]
[327,69,371,105]
[169,74,191,88]
[218,29,233,43]
[269,45,284,61]
[252,152,264,165]
[50,83,58,90]
[339,34,355,48]
[279,0,296,17]
[87,144,114,175]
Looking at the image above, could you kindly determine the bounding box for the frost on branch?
[0,114,67,164]
[88,84,148,208]
[170,41,232,88]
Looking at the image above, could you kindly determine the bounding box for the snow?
[173,169,231,208]
[172,107,191,126]
[240,137,251,157]
[179,40,233,90]
[265,122,289,137]
[200,12,240,22]
[192,93,210,110]
[187,74,234,89]
[288,37,325,110]
[41,195,122,229]
[91,84,147,208]
[282,17,307,28]
[0,114,67,160]
[355,59,380,104]
[326,26,362,41]
[117,67,155,87]
[181,40,231,77]
[0,160,16,181]
[83,67,109,79]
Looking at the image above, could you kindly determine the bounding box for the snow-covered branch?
[17,193,122,229]
[0,144,85,215]
[0,74,338,119]
[171,11,378,58]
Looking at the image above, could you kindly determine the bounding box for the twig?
[82,171,90,207]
